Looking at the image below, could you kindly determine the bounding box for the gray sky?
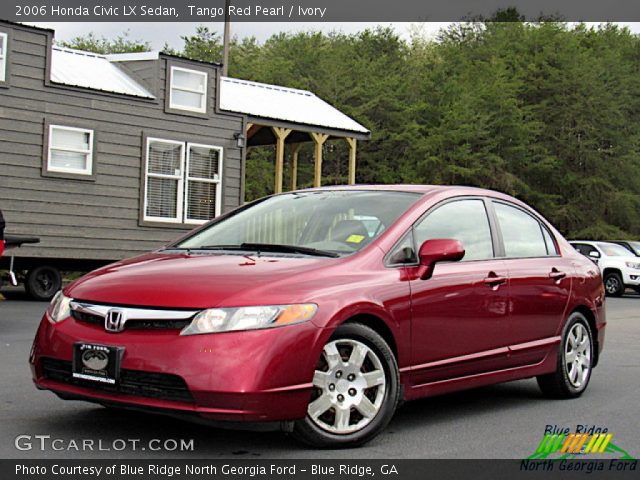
[29,22,640,50]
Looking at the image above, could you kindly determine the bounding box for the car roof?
[297,184,506,196]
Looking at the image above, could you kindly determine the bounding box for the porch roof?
[219,77,370,140]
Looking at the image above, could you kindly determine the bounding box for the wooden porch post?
[289,143,302,191]
[311,132,328,188]
[345,137,357,185]
[272,127,291,193]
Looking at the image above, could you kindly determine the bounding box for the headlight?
[47,291,72,323]
[180,304,317,335]
[625,261,640,269]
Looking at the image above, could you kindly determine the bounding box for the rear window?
[494,202,550,258]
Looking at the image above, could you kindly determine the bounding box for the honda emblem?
[105,309,126,333]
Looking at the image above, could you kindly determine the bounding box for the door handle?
[484,272,507,287]
[549,268,567,281]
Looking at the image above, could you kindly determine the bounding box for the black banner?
[3,459,640,480]
[2,0,640,22]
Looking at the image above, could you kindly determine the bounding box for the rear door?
[491,201,572,367]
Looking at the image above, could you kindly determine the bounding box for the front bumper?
[621,269,640,286]
[31,314,328,422]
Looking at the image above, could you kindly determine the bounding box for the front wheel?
[537,312,594,398]
[604,272,624,297]
[292,323,400,448]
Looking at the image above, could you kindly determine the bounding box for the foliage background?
[60,19,640,239]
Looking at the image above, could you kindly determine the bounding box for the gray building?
[0,21,369,299]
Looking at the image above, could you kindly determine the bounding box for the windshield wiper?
[195,243,339,258]
[241,243,340,258]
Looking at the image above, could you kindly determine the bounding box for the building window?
[169,66,207,113]
[185,143,222,222]
[144,138,222,224]
[0,32,8,82]
[47,125,94,175]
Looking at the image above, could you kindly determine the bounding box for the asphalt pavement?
[1,288,638,459]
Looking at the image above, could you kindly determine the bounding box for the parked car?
[570,241,640,296]
[610,240,640,257]
[31,186,606,448]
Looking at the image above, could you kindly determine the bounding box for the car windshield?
[597,243,633,257]
[626,241,640,254]
[174,190,420,256]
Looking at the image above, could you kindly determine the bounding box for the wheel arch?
[343,314,399,360]
[602,267,622,279]
[570,305,600,367]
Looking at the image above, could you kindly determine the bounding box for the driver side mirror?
[417,239,465,280]
[588,250,601,259]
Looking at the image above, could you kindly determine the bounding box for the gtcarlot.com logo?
[14,435,195,452]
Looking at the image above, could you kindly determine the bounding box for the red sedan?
[31,185,605,447]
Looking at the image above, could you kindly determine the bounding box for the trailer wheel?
[25,266,62,301]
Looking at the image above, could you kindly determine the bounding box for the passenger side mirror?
[417,239,465,280]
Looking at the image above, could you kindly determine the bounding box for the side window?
[387,232,417,265]
[414,199,494,261]
[494,202,548,258]
[169,66,208,113]
[143,138,223,224]
[46,125,94,176]
[541,226,558,255]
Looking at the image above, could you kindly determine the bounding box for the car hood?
[66,252,341,309]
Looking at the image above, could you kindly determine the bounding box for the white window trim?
[143,137,186,223]
[169,66,208,114]
[0,32,7,82]
[47,125,94,176]
[184,142,223,225]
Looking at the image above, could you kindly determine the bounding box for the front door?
[408,198,511,386]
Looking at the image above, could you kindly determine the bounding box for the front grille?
[41,357,194,404]
[71,310,103,326]
[126,319,192,330]
[71,311,191,331]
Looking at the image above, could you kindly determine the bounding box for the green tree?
[58,31,151,54]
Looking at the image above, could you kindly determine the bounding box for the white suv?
[570,241,640,296]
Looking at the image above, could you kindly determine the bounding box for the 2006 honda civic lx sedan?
[31,185,606,447]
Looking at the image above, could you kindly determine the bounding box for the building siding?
[0,22,245,262]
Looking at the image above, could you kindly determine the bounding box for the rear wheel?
[292,323,400,448]
[604,272,624,297]
[25,266,61,301]
[537,312,594,398]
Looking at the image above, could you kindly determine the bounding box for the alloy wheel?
[565,323,591,388]
[308,339,386,434]
[605,276,620,295]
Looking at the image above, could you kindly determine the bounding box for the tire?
[634,287,640,295]
[25,266,62,301]
[292,323,400,448]
[537,312,594,399]
[603,272,624,297]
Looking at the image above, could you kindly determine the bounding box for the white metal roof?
[219,77,370,135]
[50,47,155,99]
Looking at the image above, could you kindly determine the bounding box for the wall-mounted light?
[234,133,246,149]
